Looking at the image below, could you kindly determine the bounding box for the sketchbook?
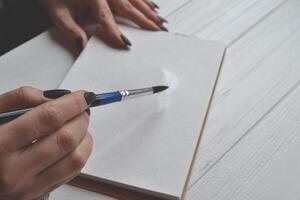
[59,26,225,200]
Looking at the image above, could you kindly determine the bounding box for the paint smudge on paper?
[163,69,178,92]
[157,69,178,111]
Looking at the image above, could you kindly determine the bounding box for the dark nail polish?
[121,34,132,47]
[158,16,168,23]
[75,37,84,51]
[151,1,159,9]
[85,108,91,116]
[43,89,71,99]
[84,92,96,106]
[161,25,169,32]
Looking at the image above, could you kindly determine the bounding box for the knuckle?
[71,152,86,171]
[40,104,61,127]
[15,86,33,102]
[52,8,68,19]
[97,8,113,23]
[68,25,80,34]
[121,1,134,12]
[56,128,76,152]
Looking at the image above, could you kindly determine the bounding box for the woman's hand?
[0,87,95,200]
[40,0,168,49]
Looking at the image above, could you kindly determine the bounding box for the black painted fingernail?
[85,108,91,116]
[43,89,71,99]
[75,37,84,51]
[121,34,132,46]
[151,1,159,9]
[84,92,96,106]
[161,25,169,32]
[158,16,168,23]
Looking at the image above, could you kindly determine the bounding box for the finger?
[21,112,89,173]
[34,133,93,193]
[130,0,168,31]
[117,0,160,31]
[91,0,128,48]
[129,0,161,25]
[0,87,46,113]
[149,0,160,9]
[0,88,71,113]
[50,7,88,50]
[1,91,96,150]
[142,0,157,10]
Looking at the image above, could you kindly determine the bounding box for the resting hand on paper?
[39,0,168,49]
[0,87,95,200]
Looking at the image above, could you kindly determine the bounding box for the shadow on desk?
[0,0,51,56]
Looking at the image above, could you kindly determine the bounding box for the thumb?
[0,87,70,113]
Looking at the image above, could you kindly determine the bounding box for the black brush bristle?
[152,86,169,94]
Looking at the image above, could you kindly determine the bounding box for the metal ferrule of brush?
[119,88,154,101]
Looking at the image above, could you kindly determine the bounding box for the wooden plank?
[186,0,300,198]
[210,2,300,96]
[233,120,300,200]
[188,0,300,185]
[155,0,191,17]
[196,0,287,46]
[167,0,286,46]
[186,68,300,200]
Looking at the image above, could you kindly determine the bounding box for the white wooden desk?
[0,0,300,199]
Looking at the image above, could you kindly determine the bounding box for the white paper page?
[60,26,224,199]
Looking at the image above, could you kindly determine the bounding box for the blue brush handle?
[92,92,122,107]
[0,91,122,125]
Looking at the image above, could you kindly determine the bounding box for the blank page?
[60,26,225,200]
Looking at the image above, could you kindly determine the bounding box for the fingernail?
[161,25,169,32]
[84,92,96,106]
[75,37,84,51]
[158,16,168,23]
[120,34,132,46]
[43,89,71,99]
[151,1,159,9]
[85,108,91,116]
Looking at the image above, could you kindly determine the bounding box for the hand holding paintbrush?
[0,85,168,200]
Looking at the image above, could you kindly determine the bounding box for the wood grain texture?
[187,73,300,200]
[187,0,300,183]
[185,0,300,199]
[167,0,286,46]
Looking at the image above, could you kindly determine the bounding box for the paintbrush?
[0,86,169,124]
